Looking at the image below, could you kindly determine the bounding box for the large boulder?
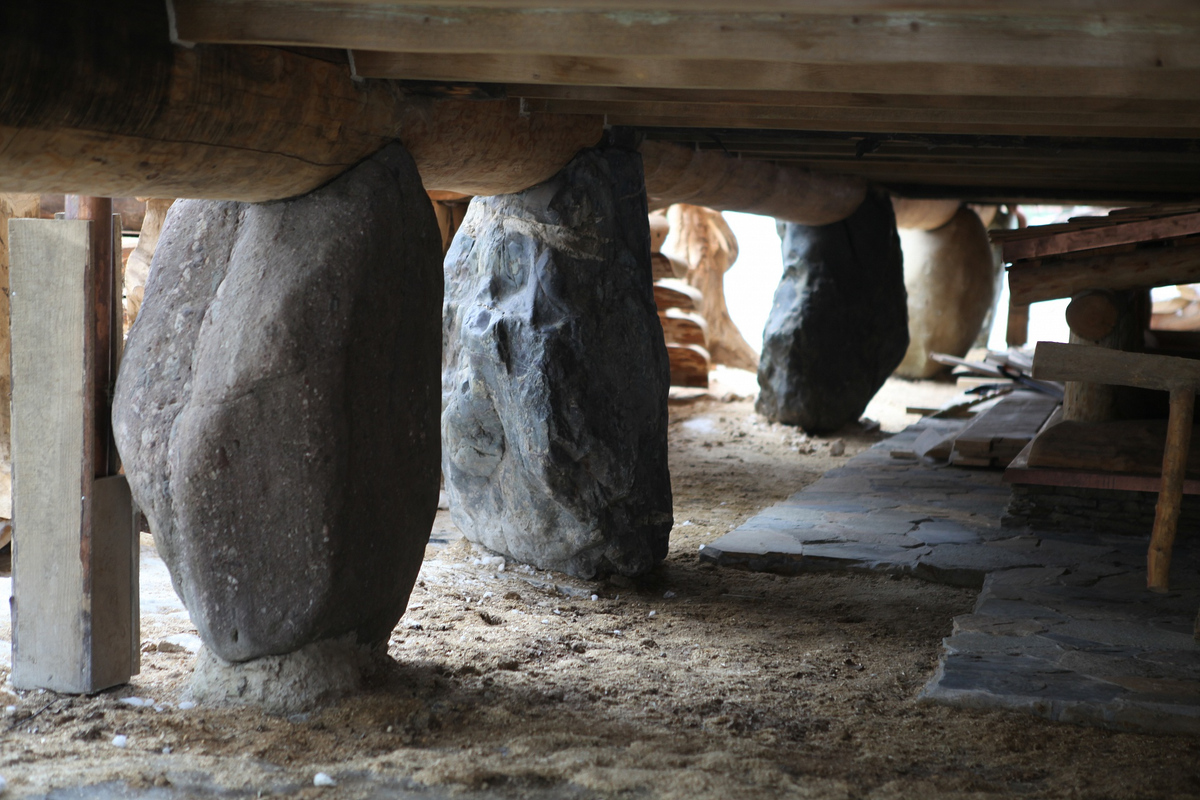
[113,143,442,663]
[895,206,997,379]
[756,190,908,433]
[442,146,672,579]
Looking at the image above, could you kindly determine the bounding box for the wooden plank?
[654,280,702,313]
[1028,419,1200,477]
[10,219,91,693]
[1008,243,1200,306]
[526,98,1200,133]
[353,50,1200,100]
[950,391,1059,467]
[9,219,137,693]
[1033,341,1200,393]
[1002,211,1200,262]
[175,3,1200,70]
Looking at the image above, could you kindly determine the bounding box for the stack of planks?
[996,203,1200,309]
[650,211,711,388]
[949,390,1061,468]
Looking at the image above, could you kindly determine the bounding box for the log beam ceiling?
[168,0,1200,201]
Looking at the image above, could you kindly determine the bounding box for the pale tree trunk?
[665,204,760,372]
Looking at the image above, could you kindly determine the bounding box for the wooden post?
[9,204,137,693]
[1149,387,1195,592]
[1006,301,1029,348]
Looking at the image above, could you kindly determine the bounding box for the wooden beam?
[175,2,1200,70]
[1001,212,1200,262]
[641,141,865,225]
[1008,243,1200,306]
[1032,341,1200,393]
[9,219,137,693]
[1149,387,1194,592]
[0,4,600,200]
[525,98,1200,135]
[353,51,1200,100]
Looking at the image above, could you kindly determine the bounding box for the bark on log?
[664,204,760,372]
[641,141,865,226]
[0,1,601,201]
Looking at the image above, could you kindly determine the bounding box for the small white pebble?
[553,609,562,615]
[178,701,196,711]
[590,594,598,601]
[111,735,128,748]
[540,618,550,624]
[648,611,657,618]
[313,772,337,788]
[162,746,172,755]
[0,774,7,794]
[613,629,623,636]
[698,544,706,550]
[681,520,694,526]
[4,706,15,715]
[663,591,677,599]
[120,696,154,708]
[482,592,494,600]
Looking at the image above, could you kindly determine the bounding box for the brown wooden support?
[1149,388,1195,592]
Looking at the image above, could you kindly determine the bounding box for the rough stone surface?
[895,207,997,379]
[190,636,385,715]
[1005,483,1200,535]
[114,144,443,663]
[756,190,907,433]
[441,146,672,579]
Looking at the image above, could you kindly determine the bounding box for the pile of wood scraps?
[995,203,1200,307]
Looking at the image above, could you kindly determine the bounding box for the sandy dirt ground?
[2,373,1200,799]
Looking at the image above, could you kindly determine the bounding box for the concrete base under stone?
[189,636,387,715]
[704,419,1200,735]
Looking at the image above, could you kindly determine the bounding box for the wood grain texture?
[950,391,1059,467]
[659,309,708,348]
[1008,243,1200,306]
[175,2,1200,70]
[654,280,703,313]
[1149,388,1194,592]
[9,219,90,693]
[1034,341,1200,393]
[642,141,865,226]
[353,50,1200,100]
[667,343,711,388]
[1003,211,1200,262]
[1028,418,1200,477]
[1065,290,1121,341]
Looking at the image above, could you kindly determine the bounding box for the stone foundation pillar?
[756,190,908,433]
[442,146,672,579]
[113,144,442,682]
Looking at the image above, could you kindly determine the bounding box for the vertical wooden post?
[1148,387,1195,593]
[9,198,137,693]
[1006,302,1029,348]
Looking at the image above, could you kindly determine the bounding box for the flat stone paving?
[702,419,1200,735]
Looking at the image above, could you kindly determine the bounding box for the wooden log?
[1033,341,1200,394]
[1006,302,1029,347]
[654,280,703,314]
[667,343,711,389]
[641,141,865,226]
[892,197,960,231]
[1065,289,1122,341]
[1149,388,1194,592]
[665,204,759,371]
[0,3,601,200]
[1007,241,1200,306]
[9,218,137,693]
[659,309,709,348]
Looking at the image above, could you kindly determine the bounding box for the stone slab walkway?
[702,420,1200,735]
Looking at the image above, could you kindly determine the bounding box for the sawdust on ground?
[2,375,1199,799]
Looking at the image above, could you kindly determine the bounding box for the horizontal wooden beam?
[0,4,601,199]
[1008,243,1200,306]
[511,84,1200,117]
[1033,341,1200,392]
[526,98,1200,136]
[355,51,1200,101]
[1002,212,1200,261]
[175,2,1200,70]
